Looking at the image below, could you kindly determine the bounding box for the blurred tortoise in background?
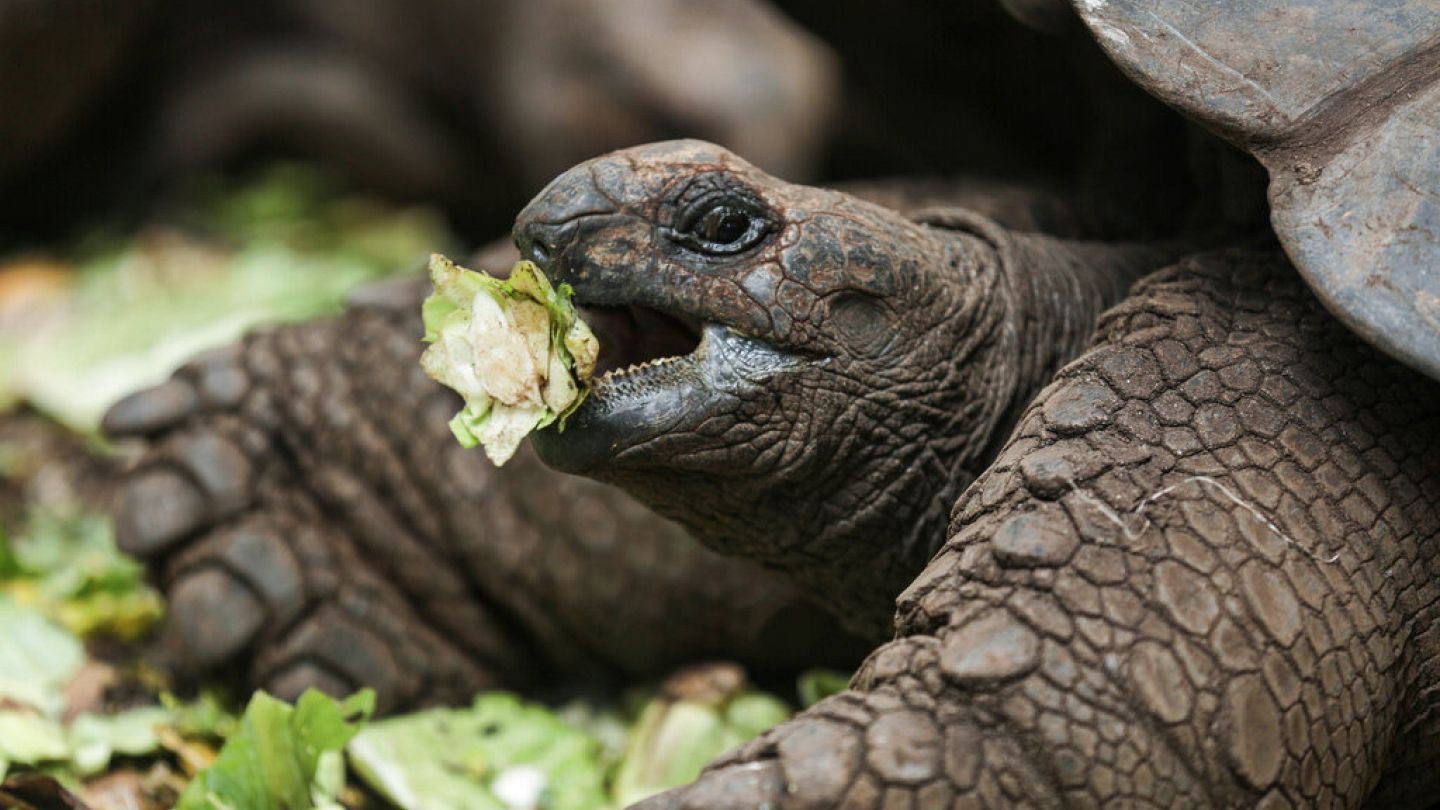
[0,0,1206,245]
[104,0,1440,808]
[0,0,838,242]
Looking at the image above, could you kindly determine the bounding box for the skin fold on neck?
[801,212,1179,637]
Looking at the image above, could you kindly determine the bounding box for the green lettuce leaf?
[346,692,608,810]
[0,713,70,779]
[0,597,176,780]
[1,165,454,433]
[420,256,597,465]
[0,597,85,718]
[68,706,173,775]
[611,681,790,808]
[1,508,164,642]
[176,688,374,810]
[796,668,851,708]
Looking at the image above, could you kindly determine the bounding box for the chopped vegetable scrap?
[347,692,607,810]
[611,663,790,807]
[420,256,598,465]
[176,689,374,810]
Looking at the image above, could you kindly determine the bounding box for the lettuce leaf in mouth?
[420,255,598,465]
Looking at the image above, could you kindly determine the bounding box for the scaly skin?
[632,251,1440,810]
[520,141,1174,637]
[105,274,866,712]
[111,139,1440,805]
[506,143,1438,807]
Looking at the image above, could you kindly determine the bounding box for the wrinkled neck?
[961,222,1180,464]
[1002,234,1168,412]
[812,216,1180,636]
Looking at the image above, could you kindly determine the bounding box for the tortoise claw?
[257,606,409,710]
[113,430,253,558]
[114,468,208,557]
[264,662,354,707]
[102,344,250,438]
[150,499,491,712]
[102,379,198,438]
[199,521,307,628]
[184,345,250,409]
[164,567,266,668]
[166,432,252,518]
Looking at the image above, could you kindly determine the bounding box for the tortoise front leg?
[636,251,1440,809]
[105,277,864,711]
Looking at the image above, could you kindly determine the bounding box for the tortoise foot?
[104,315,507,711]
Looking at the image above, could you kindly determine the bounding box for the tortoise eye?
[672,198,771,255]
[697,206,751,245]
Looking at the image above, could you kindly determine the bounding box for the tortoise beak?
[513,160,621,274]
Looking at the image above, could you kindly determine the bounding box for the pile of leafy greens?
[0,165,453,433]
[0,568,829,810]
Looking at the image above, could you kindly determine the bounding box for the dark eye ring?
[672,200,770,255]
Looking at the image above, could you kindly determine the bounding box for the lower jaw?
[531,325,805,473]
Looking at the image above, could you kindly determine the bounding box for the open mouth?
[579,303,706,385]
[534,294,806,472]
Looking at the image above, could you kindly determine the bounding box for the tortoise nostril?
[516,218,576,270]
[515,227,555,269]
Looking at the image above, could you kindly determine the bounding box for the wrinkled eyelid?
[672,171,766,210]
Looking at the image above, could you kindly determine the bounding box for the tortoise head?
[516,140,1014,620]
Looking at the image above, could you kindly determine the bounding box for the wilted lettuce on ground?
[345,665,812,810]
[421,256,598,465]
[611,666,790,808]
[0,165,455,432]
[0,596,174,782]
[0,570,830,809]
[1,508,163,641]
[348,692,609,810]
[68,708,176,777]
[0,597,84,720]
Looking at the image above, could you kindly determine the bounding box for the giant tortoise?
[106,0,1440,806]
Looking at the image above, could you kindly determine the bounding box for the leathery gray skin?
[521,140,1171,639]
[518,143,1440,808]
